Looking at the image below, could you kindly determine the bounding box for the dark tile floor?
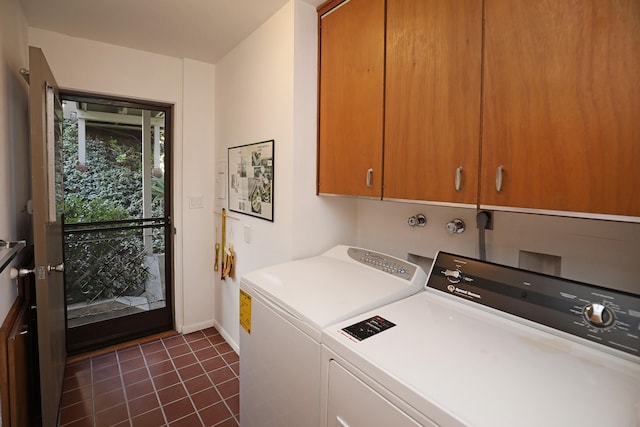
[58,327,239,427]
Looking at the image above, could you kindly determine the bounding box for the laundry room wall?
[27,28,217,334]
[0,0,30,330]
[355,200,640,295]
[211,0,639,350]
[213,0,356,350]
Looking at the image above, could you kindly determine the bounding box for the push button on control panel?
[347,247,416,280]
[361,256,407,274]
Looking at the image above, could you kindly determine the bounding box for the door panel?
[384,0,482,205]
[481,0,640,216]
[318,0,385,197]
[28,46,66,427]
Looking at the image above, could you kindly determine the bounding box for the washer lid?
[323,291,640,427]
[241,246,426,334]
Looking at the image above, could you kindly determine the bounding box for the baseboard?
[181,319,216,335]
[214,320,239,354]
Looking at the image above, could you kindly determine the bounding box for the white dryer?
[239,245,428,427]
[321,251,640,426]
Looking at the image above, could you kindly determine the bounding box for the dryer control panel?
[427,252,640,358]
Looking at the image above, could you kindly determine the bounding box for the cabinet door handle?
[495,165,504,192]
[455,166,463,192]
[366,168,373,188]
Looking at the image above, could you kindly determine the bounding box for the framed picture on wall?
[228,139,274,221]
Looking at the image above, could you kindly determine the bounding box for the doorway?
[60,92,174,355]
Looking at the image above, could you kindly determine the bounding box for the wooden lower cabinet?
[0,273,37,427]
[481,0,640,218]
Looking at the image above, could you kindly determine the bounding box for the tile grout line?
[197,333,234,421]
[161,334,207,426]
[185,331,239,425]
[89,357,97,427]
[204,333,240,425]
[140,341,172,426]
[114,347,135,426]
[59,328,239,426]
[196,334,235,417]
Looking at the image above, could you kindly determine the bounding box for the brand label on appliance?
[240,289,252,334]
[447,284,482,300]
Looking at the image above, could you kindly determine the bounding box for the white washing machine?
[321,251,640,427]
[239,245,428,427]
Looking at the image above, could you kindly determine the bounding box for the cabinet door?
[384,0,482,205]
[482,0,640,218]
[318,0,385,197]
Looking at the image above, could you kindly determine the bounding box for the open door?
[28,46,66,427]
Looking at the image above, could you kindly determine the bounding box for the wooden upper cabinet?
[383,0,482,205]
[481,0,640,218]
[318,0,385,197]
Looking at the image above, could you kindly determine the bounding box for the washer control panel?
[348,247,417,281]
[427,252,640,358]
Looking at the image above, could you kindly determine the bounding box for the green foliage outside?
[62,118,165,305]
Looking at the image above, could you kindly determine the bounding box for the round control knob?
[444,269,461,284]
[583,303,615,328]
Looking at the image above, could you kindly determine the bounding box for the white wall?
[28,28,217,334]
[214,0,640,351]
[291,1,355,259]
[214,0,356,350]
[181,59,216,333]
[356,200,640,295]
[0,0,30,323]
[0,0,30,421]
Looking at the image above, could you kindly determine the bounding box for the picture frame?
[228,139,274,221]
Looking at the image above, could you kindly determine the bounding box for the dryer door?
[327,360,436,427]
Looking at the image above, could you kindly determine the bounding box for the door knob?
[48,263,64,273]
[10,268,34,279]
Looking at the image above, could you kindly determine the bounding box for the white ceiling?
[20,0,324,64]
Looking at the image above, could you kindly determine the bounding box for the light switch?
[217,161,227,200]
[244,224,251,243]
[189,195,204,209]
